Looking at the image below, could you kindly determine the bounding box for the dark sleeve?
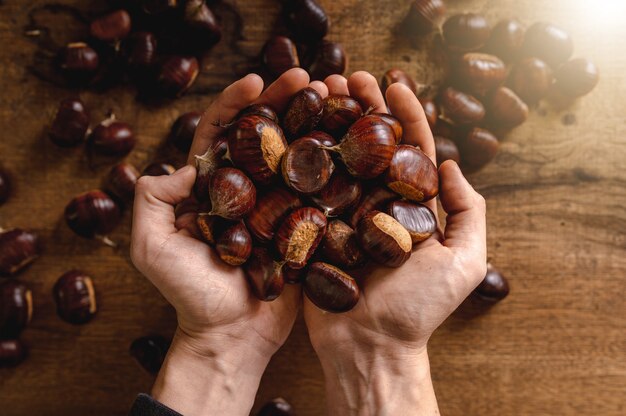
[129,393,183,416]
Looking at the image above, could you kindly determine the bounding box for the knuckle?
[134,175,153,195]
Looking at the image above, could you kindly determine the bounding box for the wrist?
[152,327,270,416]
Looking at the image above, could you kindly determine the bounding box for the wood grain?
[1,0,625,415]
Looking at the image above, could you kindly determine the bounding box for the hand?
[303,72,487,415]
[130,69,313,416]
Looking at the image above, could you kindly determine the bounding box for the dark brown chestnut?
[554,58,599,98]
[0,229,40,277]
[59,42,99,78]
[282,0,329,42]
[236,104,279,124]
[49,98,90,147]
[245,187,302,243]
[281,137,334,195]
[349,186,398,229]
[157,56,199,97]
[196,214,229,245]
[194,136,228,201]
[283,87,323,138]
[130,335,171,374]
[142,162,176,176]
[228,115,288,185]
[183,0,222,49]
[304,262,359,313]
[106,162,140,201]
[170,111,201,152]
[509,57,553,104]
[262,36,300,78]
[309,41,347,81]
[381,68,418,96]
[386,200,436,244]
[53,270,97,325]
[434,136,460,166]
[484,19,525,62]
[320,95,363,135]
[419,98,438,130]
[308,130,337,148]
[125,31,158,70]
[64,190,121,245]
[401,0,446,37]
[275,207,327,269]
[283,266,306,285]
[257,397,294,416]
[457,127,499,171]
[215,221,252,266]
[442,13,491,52]
[324,115,396,179]
[0,168,9,205]
[455,53,506,96]
[90,116,135,156]
[205,168,256,220]
[474,263,509,302]
[357,210,412,268]
[310,169,362,217]
[385,145,439,202]
[244,247,285,301]
[0,280,33,338]
[522,22,573,68]
[485,87,528,128]
[0,339,27,368]
[90,9,132,42]
[438,87,485,125]
[321,220,366,269]
[373,113,403,144]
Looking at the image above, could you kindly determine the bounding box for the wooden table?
[1,0,624,415]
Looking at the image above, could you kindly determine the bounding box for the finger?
[324,74,349,95]
[347,71,387,114]
[254,68,310,112]
[308,80,329,98]
[188,74,264,163]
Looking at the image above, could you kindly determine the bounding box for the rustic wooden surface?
[1,0,625,415]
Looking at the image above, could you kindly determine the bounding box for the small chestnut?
[183,0,222,50]
[349,186,398,229]
[522,22,573,68]
[454,53,506,96]
[554,58,599,98]
[282,0,329,42]
[275,207,327,269]
[53,270,97,325]
[381,68,418,96]
[509,57,553,104]
[215,221,252,266]
[0,280,33,338]
[485,87,529,128]
[157,56,199,97]
[236,104,279,124]
[385,145,439,202]
[262,36,300,78]
[90,116,135,157]
[419,98,438,130]
[320,95,363,135]
[106,162,140,201]
[309,41,347,81]
[59,42,99,78]
[357,210,412,268]
[49,98,90,147]
[130,335,171,374]
[386,200,436,244]
[434,136,460,166]
[64,190,122,245]
[484,19,525,62]
[474,263,509,302]
[0,339,27,368]
[442,13,491,52]
[0,228,41,277]
[457,127,499,171]
[245,187,302,243]
[310,169,362,217]
[282,87,323,138]
[90,9,132,42]
[304,262,359,313]
[142,162,176,176]
[320,220,366,269]
[401,0,446,37]
[373,113,403,144]
[244,247,285,301]
[281,137,334,195]
[125,31,158,71]
[170,111,202,152]
[438,87,485,125]
[0,168,9,205]
[257,397,294,416]
[206,168,256,220]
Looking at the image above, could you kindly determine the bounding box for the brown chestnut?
[236,104,279,124]
[349,186,398,229]
[455,53,506,96]
[59,42,99,78]
[0,229,40,277]
[0,168,9,205]
[484,19,525,62]
[438,87,485,125]
[509,57,553,104]
[554,58,599,98]
[442,13,491,52]
[419,98,438,130]
[194,136,229,201]
[245,187,302,243]
[281,137,334,195]
[373,113,403,144]
[215,221,252,266]
[357,210,412,268]
[228,115,288,185]
[64,190,121,245]
[263,36,300,78]
[257,397,294,416]
[321,220,366,269]
[204,168,256,220]
[170,111,202,152]
[485,87,528,128]
[157,56,199,97]
[125,31,158,71]
[142,162,176,176]
[0,339,27,368]
[310,169,362,217]
[434,136,460,166]
[320,95,363,135]
[386,200,436,244]
[106,162,140,201]
[385,145,439,202]
[522,22,573,68]
[183,0,222,49]
[308,130,337,148]
[283,87,323,138]
[381,68,418,96]
[90,116,135,157]
[474,263,509,302]
[275,207,327,269]
[401,0,446,37]
[282,0,329,42]
[304,262,359,313]
[53,270,97,325]
[90,9,132,42]
[458,127,499,171]
[0,280,33,338]
[309,41,347,81]
[49,98,90,147]
[244,247,285,301]
[283,266,306,285]
[196,214,229,245]
[130,335,170,374]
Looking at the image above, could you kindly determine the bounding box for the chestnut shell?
[385,145,439,202]
[236,104,279,124]
[281,136,334,195]
[106,162,140,201]
[485,87,529,128]
[458,127,499,171]
[90,119,136,157]
[357,210,412,268]
[215,221,252,266]
[474,263,510,302]
[381,68,417,96]
[349,186,398,229]
[157,56,199,97]
[282,0,329,42]
[521,22,573,68]
[0,229,40,277]
[90,9,132,42]
[170,111,202,152]
[304,262,359,313]
[309,41,347,81]
[64,190,122,239]
[434,136,461,166]
[509,57,553,104]
[455,53,507,96]
[402,0,446,37]
[53,270,97,325]
[484,19,525,62]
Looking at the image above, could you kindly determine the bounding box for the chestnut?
[457,127,499,171]
[206,168,256,220]
[228,115,288,185]
[0,339,27,368]
[170,111,202,152]
[275,207,327,269]
[130,335,170,374]
[142,162,176,176]
[282,87,323,138]
[357,210,412,268]
[196,214,229,245]
[215,221,252,266]
[53,270,97,325]
[419,98,438,130]
[64,190,121,245]
[325,115,396,179]
[257,397,294,416]
[438,87,485,125]
[401,0,446,37]
[554,58,599,98]
[59,42,99,78]
[310,169,362,217]
[522,22,573,68]
[386,200,436,244]
[236,104,279,124]
[0,280,33,338]
[106,162,140,201]
[0,168,9,205]
[90,9,132,42]
[509,57,553,104]
[283,266,306,285]
[373,113,403,144]
[320,95,363,135]
[349,186,398,229]
[183,0,222,50]
[434,136,460,166]
[455,53,506,96]
[194,136,228,201]
[442,13,491,52]
[157,56,199,97]
[385,145,439,202]
[320,220,366,269]
[309,41,347,81]
[90,116,135,157]
[381,68,418,96]
[474,263,509,302]
[282,0,329,42]
[0,228,41,277]
[484,19,525,62]
[244,247,284,301]
[304,262,359,313]
[125,31,158,71]
[49,98,90,147]
[263,36,300,78]
[308,130,337,148]
[245,187,302,243]
[485,87,528,128]
[281,137,334,195]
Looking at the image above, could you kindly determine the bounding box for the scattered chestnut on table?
[142,162,176,176]
[281,136,334,195]
[275,207,327,270]
[0,168,10,205]
[522,22,573,68]
[485,87,529,129]
[0,339,27,368]
[474,263,509,302]
[438,87,485,125]
[357,210,412,268]
[262,36,300,79]
[554,58,600,98]
[90,115,135,157]
[282,0,329,43]
[156,56,199,97]
[53,270,97,325]
[0,280,33,338]
[183,0,222,50]
[484,19,525,62]
[49,98,90,147]
[106,162,140,201]
[125,31,158,72]
[442,13,491,52]
[385,145,439,202]
[454,53,506,97]
[169,111,202,152]
[509,57,553,104]
[457,127,500,172]
[90,9,132,43]
[381,68,418,96]
[308,41,347,81]
[401,0,446,37]
[256,397,294,416]
[64,190,121,246]
[130,335,171,374]
[59,42,99,80]
[419,98,438,130]
[245,187,302,243]
[434,136,460,166]
[304,262,359,313]
[0,228,40,277]
[244,247,285,301]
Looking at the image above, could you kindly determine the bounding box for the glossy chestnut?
[386,200,436,244]
[106,162,140,201]
[0,280,33,338]
[373,113,403,144]
[125,31,157,70]
[509,57,553,104]
[349,186,398,229]
[59,42,99,78]
[236,104,279,124]
[320,95,362,135]
[49,98,90,147]
[194,136,228,200]
[205,168,256,220]
[90,9,131,42]
[442,13,491,52]
[484,19,525,62]
[183,0,222,49]
[275,207,327,269]
[0,169,9,205]
[215,221,252,266]
[282,0,329,42]
[64,190,121,243]
[458,127,499,171]
[53,270,97,325]
[554,58,600,98]
[385,145,439,202]
[474,263,509,302]
[0,229,40,277]
[90,117,135,157]
[157,56,199,97]
[0,339,27,368]
[262,36,300,78]
[381,68,418,96]
[282,87,323,138]
[522,22,573,67]
[245,187,302,243]
[304,262,359,313]
[321,220,366,269]
[310,169,362,217]
[438,87,485,125]
[196,213,229,245]
[244,247,285,301]
[170,111,201,152]
[419,98,438,130]
[357,210,412,268]
[434,136,460,166]
[308,130,337,148]
[281,137,334,195]
[309,41,347,81]
[130,335,170,374]
[142,162,176,176]
[401,0,446,37]
[486,87,528,128]
[257,397,295,416]
[455,53,506,96]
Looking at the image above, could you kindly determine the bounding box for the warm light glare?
[575,0,626,30]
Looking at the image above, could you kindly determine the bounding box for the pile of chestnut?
[193,87,439,313]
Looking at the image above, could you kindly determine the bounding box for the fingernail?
[173,164,194,176]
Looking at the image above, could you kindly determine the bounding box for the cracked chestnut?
[321,220,366,269]
[554,58,599,98]
[439,87,485,125]
[357,210,412,268]
[434,136,460,166]
[64,190,121,245]
[304,262,359,313]
[283,87,323,138]
[349,186,398,229]
[0,339,27,368]
[458,127,499,171]
[455,53,506,96]
[194,136,228,200]
[90,9,131,42]
[486,87,528,128]
[385,145,439,202]
[0,228,41,277]
[484,19,525,62]
[309,41,347,81]
[381,68,418,96]
[257,397,294,416]
[244,247,285,301]
[130,335,171,374]
[90,116,135,156]
[205,168,256,220]
[106,162,140,201]
[0,280,33,338]
[474,263,509,302]
[53,270,97,325]
[509,57,553,104]
[215,221,252,266]
[49,98,90,147]
[320,95,362,135]
[263,36,300,78]
[443,13,491,52]
[157,56,199,97]
[245,187,302,243]
[522,22,573,68]
[282,0,329,42]
[275,207,327,269]
[310,168,362,217]
[282,137,334,195]
[402,0,446,37]
[386,200,436,244]
[170,111,201,152]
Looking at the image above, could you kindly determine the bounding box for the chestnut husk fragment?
[170,111,202,152]
[321,220,366,269]
[386,200,436,244]
[53,270,97,325]
[320,95,362,136]
[130,335,171,374]
[474,263,510,302]
[309,41,347,81]
[0,229,41,277]
[64,190,121,243]
[206,168,256,220]
[310,169,362,217]
[215,221,252,266]
[244,247,285,301]
[442,13,491,52]
[275,207,327,269]
[304,262,359,313]
[282,87,323,138]
[281,137,334,195]
[245,187,302,243]
[554,58,599,98]
[434,136,461,166]
[49,98,90,147]
[0,280,33,338]
[0,339,27,368]
[418,98,438,130]
[357,211,412,268]
[385,145,439,202]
